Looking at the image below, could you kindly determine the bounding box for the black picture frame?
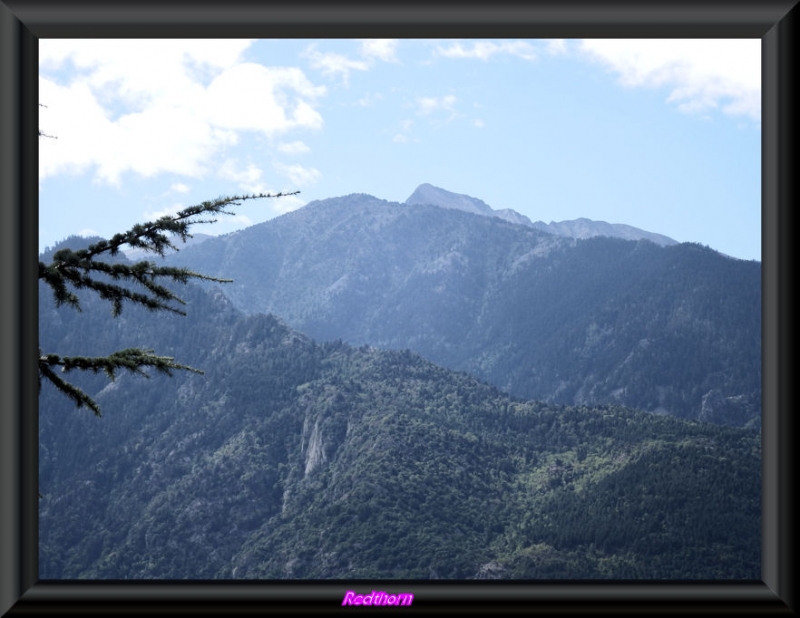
[1,1,796,614]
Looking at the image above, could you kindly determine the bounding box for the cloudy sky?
[39,38,761,261]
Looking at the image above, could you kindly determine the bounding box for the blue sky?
[39,38,761,261]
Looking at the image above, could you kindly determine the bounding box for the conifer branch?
[38,190,299,415]
[40,192,298,316]
[85,193,298,261]
[39,349,205,417]
[38,361,102,416]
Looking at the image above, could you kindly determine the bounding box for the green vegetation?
[39,263,760,580]
[162,196,761,426]
[38,192,296,415]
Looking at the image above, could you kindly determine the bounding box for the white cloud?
[274,162,322,187]
[216,160,305,197]
[392,119,416,143]
[435,40,538,62]
[304,45,370,85]
[270,193,306,215]
[39,40,327,184]
[303,39,399,88]
[170,182,190,194]
[417,95,457,115]
[201,64,325,133]
[546,39,568,56]
[578,39,760,121]
[360,39,399,63]
[219,160,266,193]
[278,141,311,155]
[77,228,99,238]
[144,202,185,221]
[356,92,384,107]
[292,101,325,127]
[473,119,485,128]
[305,40,398,87]
[39,40,252,128]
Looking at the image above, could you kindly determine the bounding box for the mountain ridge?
[38,262,761,580]
[159,189,760,427]
[405,183,679,247]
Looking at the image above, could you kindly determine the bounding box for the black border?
[1,1,796,615]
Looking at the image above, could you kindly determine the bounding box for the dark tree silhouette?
[39,192,298,416]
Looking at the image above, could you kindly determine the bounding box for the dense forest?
[39,243,760,580]
[161,193,761,427]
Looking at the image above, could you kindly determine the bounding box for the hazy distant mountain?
[406,182,500,217]
[531,218,679,247]
[406,183,678,246]
[38,257,760,580]
[162,190,760,427]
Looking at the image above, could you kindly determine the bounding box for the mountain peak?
[406,183,532,225]
[405,183,495,217]
[406,183,677,248]
[532,218,678,247]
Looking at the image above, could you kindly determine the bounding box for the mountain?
[406,183,678,246]
[38,254,760,580]
[406,182,502,218]
[531,218,679,247]
[161,191,761,427]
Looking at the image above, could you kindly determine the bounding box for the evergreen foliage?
[162,195,761,427]
[39,280,761,580]
[38,192,298,416]
[37,186,760,581]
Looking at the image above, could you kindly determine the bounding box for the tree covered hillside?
[39,250,760,580]
[162,194,761,427]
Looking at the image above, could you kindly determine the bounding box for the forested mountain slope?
[39,251,760,580]
[161,192,761,427]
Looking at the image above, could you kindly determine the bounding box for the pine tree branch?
[82,192,298,261]
[38,190,298,416]
[41,258,233,316]
[39,348,205,417]
[40,192,299,315]
[38,361,102,417]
